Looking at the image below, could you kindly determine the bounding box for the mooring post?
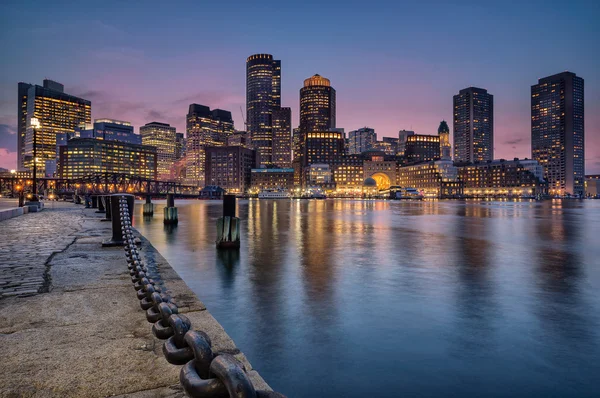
[102,193,134,247]
[91,195,98,209]
[216,194,240,249]
[85,193,91,208]
[164,193,178,224]
[143,194,154,216]
[101,195,112,222]
[96,194,106,213]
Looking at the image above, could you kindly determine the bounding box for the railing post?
[102,193,134,247]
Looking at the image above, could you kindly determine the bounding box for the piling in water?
[216,194,240,249]
[163,193,178,224]
[143,195,154,216]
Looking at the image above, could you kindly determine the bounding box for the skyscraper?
[348,127,376,154]
[531,71,584,196]
[438,120,451,160]
[453,87,493,163]
[246,54,280,166]
[140,122,177,181]
[20,80,91,174]
[272,107,292,168]
[186,104,234,187]
[299,74,336,134]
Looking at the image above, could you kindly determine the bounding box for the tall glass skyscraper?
[140,122,177,181]
[348,127,376,155]
[19,80,91,173]
[531,71,584,196]
[272,107,292,168]
[299,74,336,134]
[246,54,281,166]
[453,87,493,163]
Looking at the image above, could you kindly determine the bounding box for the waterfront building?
[453,87,494,163]
[175,133,185,159]
[334,154,365,195]
[585,175,600,198]
[397,130,415,156]
[531,71,584,196]
[303,131,346,186]
[348,127,376,155]
[58,138,156,180]
[404,134,441,165]
[299,74,336,134]
[204,146,257,194]
[363,151,398,190]
[306,163,333,187]
[398,160,463,198]
[272,107,292,168]
[20,80,91,174]
[438,120,451,160]
[246,54,281,166]
[186,104,234,187]
[140,122,177,181]
[457,158,546,197]
[250,168,294,192]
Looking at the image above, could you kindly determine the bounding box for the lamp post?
[30,117,40,200]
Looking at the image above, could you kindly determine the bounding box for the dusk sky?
[0,0,598,172]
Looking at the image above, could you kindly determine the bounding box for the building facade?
[457,158,546,197]
[398,160,462,198]
[334,154,365,195]
[186,104,234,187]
[404,134,441,165]
[348,127,376,155]
[453,87,494,163]
[246,54,281,166]
[299,74,336,134]
[20,80,91,175]
[397,129,415,156]
[58,138,156,180]
[303,131,346,169]
[140,122,177,181]
[250,168,295,192]
[531,71,584,196]
[204,146,257,193]
[272,107,292,168]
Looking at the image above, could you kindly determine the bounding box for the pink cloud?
[0,148,17,170]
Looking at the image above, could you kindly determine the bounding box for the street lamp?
[30,117,40,201]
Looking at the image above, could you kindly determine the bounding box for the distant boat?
[394,187,423,200]
[258,189,291,199]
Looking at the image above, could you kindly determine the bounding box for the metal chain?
[115,196,286,398]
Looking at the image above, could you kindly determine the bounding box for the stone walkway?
[0,202,86,298]
[0,203,271,397]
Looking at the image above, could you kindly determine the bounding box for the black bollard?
[143,194,154,216]
[18,191,24,207]
[164,193,178,225]
[102,193,134,247]
[85,194,91,208]
[96,194,106,213]
[216,194,240,249]
[101,196,112,221]
[91,195,98,209]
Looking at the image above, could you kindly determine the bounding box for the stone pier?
[0,202,272,397]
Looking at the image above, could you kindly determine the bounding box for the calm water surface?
[133,199,600,397]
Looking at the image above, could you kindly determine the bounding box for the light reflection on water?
[134,199,600,398]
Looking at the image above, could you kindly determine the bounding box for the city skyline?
[0,1,598,172]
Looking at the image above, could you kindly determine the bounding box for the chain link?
[114,195,285,397]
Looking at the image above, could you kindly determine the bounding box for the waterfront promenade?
[0,202,270,397]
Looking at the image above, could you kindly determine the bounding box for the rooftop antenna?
[239,106,247,128]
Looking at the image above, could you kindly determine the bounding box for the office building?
[272,107,292,168]
[304,131,346,167]
[372,137,399,155]
[398,160,463,198]
[76,119,140,144]
[140,122,177,181]
[186,104,234,187]
[250,168,295,192]
[334,154,365,195]
[175,133,185,159]
[453,87,494,163]
[204,146,257,193]
[20,80,91,174]
[585,175,600,198]
[438,120,451,160]
[457,158,546,197]
[404,134,441,165]
[397,129,415,156]
[348,127,376,154]
[299,74,336,133]
[58,138,156,180]
[306,164,333,187]
[531,71,584,196]
[246,54,281,165]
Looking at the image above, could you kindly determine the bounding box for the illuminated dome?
[304,74,331,87]
[363,177,377,187]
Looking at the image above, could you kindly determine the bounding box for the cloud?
[172,91,245,107]
[147,110,166,120]
[0,124,18,151]
[503,138,524,145]
[0,148,17,170]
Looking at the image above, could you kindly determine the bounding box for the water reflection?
[133,199,600,398]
